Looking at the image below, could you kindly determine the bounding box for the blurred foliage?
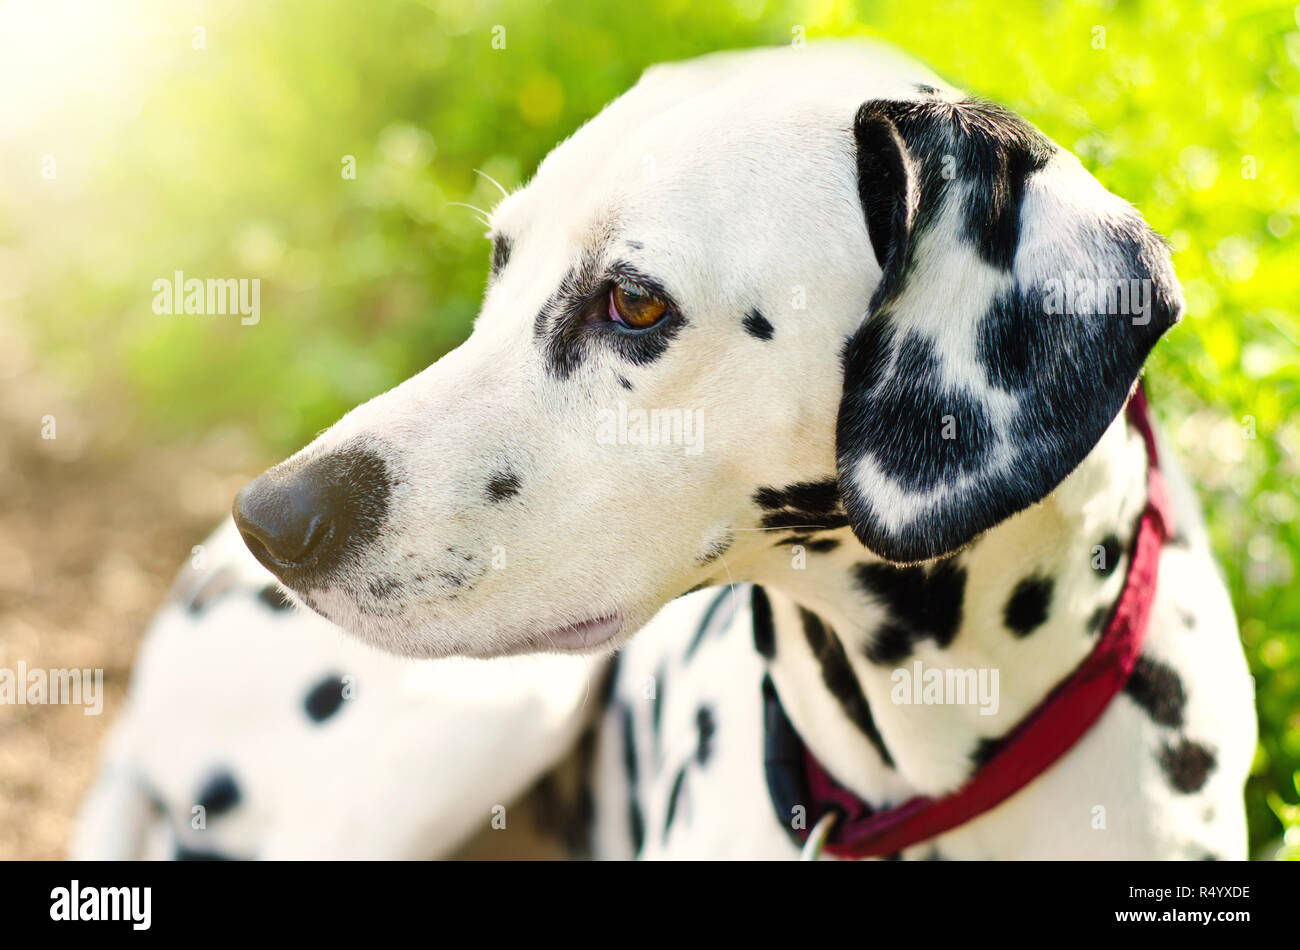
[1,0,1297,856]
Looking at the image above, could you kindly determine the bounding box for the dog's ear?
[836,97,1182,563]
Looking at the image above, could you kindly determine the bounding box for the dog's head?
[232,43,1181,659]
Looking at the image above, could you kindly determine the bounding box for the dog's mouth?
[284,569,628,660]
[517,613,624,655]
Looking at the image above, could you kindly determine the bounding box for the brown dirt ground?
[0,353,264,859]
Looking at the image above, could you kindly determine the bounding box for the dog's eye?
[609,284,668,330]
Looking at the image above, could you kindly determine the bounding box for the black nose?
[233,471,331,566]
[232,447,391,585]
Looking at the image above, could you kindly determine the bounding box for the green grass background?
[3,0,1297,856]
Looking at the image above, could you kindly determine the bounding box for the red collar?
[764,386,1173,858]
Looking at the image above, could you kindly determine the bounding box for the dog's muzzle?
[232,446,392,589]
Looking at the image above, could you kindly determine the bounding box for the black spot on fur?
[486,470,521,502]
[367,575,402,599]
[663,766,687,842]
[856,98,1053,275]
[774,534,813,547]
[970,736,1003,771]
[1159,738,1216,793]
[742,309,774,340]
[755,479,850,549]
[435,570,467,592]
[1093,534,1123,577]
[651,665,665,751]
[977,286,1054,393]
[490,234,511,277]
[969,270,1176,495]
[801,608,894,767]
[1087,606,1109,637]
[866,622,916,666]
[774,535,842,554]
[841,329,996,494]
[751,585,776,659]
[621,705,644,856]
[761,510,850,531]
[257,583,294,611]
[854,96,1050,308]
[1004,575,1054,638]
[617,374,634,391]
[304,674,348,723]
[196,770,241,818]
[573,727,598,856]
[533,260,605,379]
[598,653,621,707]
[754,479,841,515]
[685,587,736,660]
[854,107,913,283]
[695,706,716,766]
[1124,655,1186,728]
[856,559,967,664]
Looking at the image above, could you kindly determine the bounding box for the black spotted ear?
[836,97,1182,563]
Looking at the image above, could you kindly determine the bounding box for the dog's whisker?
[713,551,741,628]
[473,168,511,201]
[447,201,492,227]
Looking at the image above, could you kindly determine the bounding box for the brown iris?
[609,284,668,330]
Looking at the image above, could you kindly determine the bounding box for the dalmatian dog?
[77,40,1255,860]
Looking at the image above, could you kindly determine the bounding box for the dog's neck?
[730,408,1152,804]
